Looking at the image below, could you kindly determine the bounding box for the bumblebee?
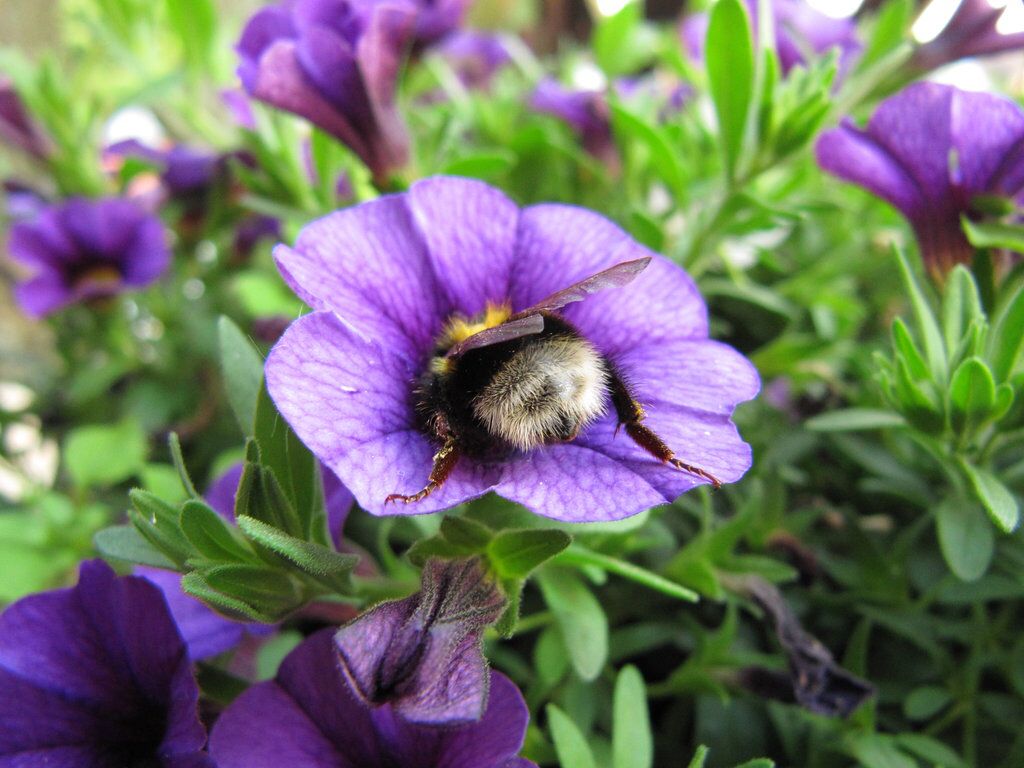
[385,258,721,504]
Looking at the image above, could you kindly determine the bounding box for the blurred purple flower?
[615,74,692,121]
[530,78,616,164]
[912,0,1024,73]
[816,82,1024,275]
[234,214,283,262]
[265,176,758,522]
[0,560,212,767]
[0,76,51,160]
[437,30,513,89]
[222,88,258,130]
[2,181,46,220]
[7,196,170,317]
[401,0,474,48]
[106,139,221,199]
[210,628,536,767]
[336,557,504,724]
[236,0,416,182]
[139,462,354,661]
[681,0,860,75]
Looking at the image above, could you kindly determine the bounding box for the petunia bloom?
[437,30,513,90]
[0,560,213,766]
[7,196,170,318]
[681,0,860,76]
[265,176,758,522]
[139,462,354,661]
[0,76,51,160]
[911,0,1024,73]
[530,78,616,165]
[210,628,536,767]
[236,0,416,183]
[816,82,1024,276]
[336,557,505,724]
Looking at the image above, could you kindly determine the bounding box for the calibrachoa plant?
[2,1,1024,767]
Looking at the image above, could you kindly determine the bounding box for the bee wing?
[514,257,652,316]
[446,314,545,358]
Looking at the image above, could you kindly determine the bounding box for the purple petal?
[205,463,245,518]
[295,24,371,125]
[274,194,446,358]
[407,176,520,316]
[513,204,708,356]
[120,210,171,286]
[13,274,73,318]
[237,4,298,87]
[950,88,1024,195]
[434,671,530,768]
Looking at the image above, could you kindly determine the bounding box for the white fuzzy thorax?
[473,336,608,450]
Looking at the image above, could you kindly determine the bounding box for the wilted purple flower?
[139,462,354,660]
[681,0,860,75]
[336,557,505,724]
[0,76,51,160]
[210,628,536,767]
[530,78,616,164]
[265,176,758,522]
[911,0,1024,73]
[0,560,212,766]
[236,0,416,183]
[816,82,1024,275]
[437,30,513,89]
[8,196,170,317]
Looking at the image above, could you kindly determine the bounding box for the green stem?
[554,545,699,602]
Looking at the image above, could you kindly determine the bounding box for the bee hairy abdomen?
[472,334,608,450]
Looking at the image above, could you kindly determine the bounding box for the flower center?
[71,264,123,291]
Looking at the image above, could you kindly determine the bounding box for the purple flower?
[236,0,416,183]
[911,0,1024,73]
[8,196,170,318]
[0,560,212,766]
[336,557,505,724]
[816,82,1024,275]
[402,0,474,48]
[437,30,513,89]
[139,462,354,660]
[106,139,221,199]
[681,0,860,75]
[265,176,758,522]
[210,628,536,767]
[530,78,616,164]
[0,76,51,160]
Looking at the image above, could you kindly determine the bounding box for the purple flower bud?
[911,0,1024,73]
[403,0,474,48]
[0,76,52,160]
[816,82,1024,276]
[0,560,213,766]
[210,628,536,767]
[437,30,514,89]
[7,196,170,317]
[236,0,416,183]
[336,557,505,724]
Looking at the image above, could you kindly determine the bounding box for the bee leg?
[607,366,722,489]
[384,436,461,504]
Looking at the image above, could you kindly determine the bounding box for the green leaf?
[705,0,755,179]
[179,501,254,562]
[537,568,608,682]
[804,408,906,432]
[935,496,994,581]
[168,432,199,498]
[129,489,194,564]
[942,265,983,353]
[961,462,1019,533]
[64,419,147,488]
[609,102,685,200]
[592,1,655,76]
[613,665,653,768]
[203,563,301,615]
[847,734,917,768]
[488,529,571,579]
[894,734,968,768]
[440,516,493,552]
[441,151,515,180]
[406,536,480,567]
[948,357,996,433]
[535,626,570,687]
[961,216,1024,253]
[557,546,699,602]
[237,515,359,588]
[218,317,265,437]
[94,525,177,569]
[687,746,710,768]
[236,462,304,539]
[181,571,275,622]
[894,247,946,380]
[988,279,1024,381]
[494,576,523,637]
[903,686,951,721]
[547,704,597,768]
[891,317,930,382]
[165,0,216,71]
